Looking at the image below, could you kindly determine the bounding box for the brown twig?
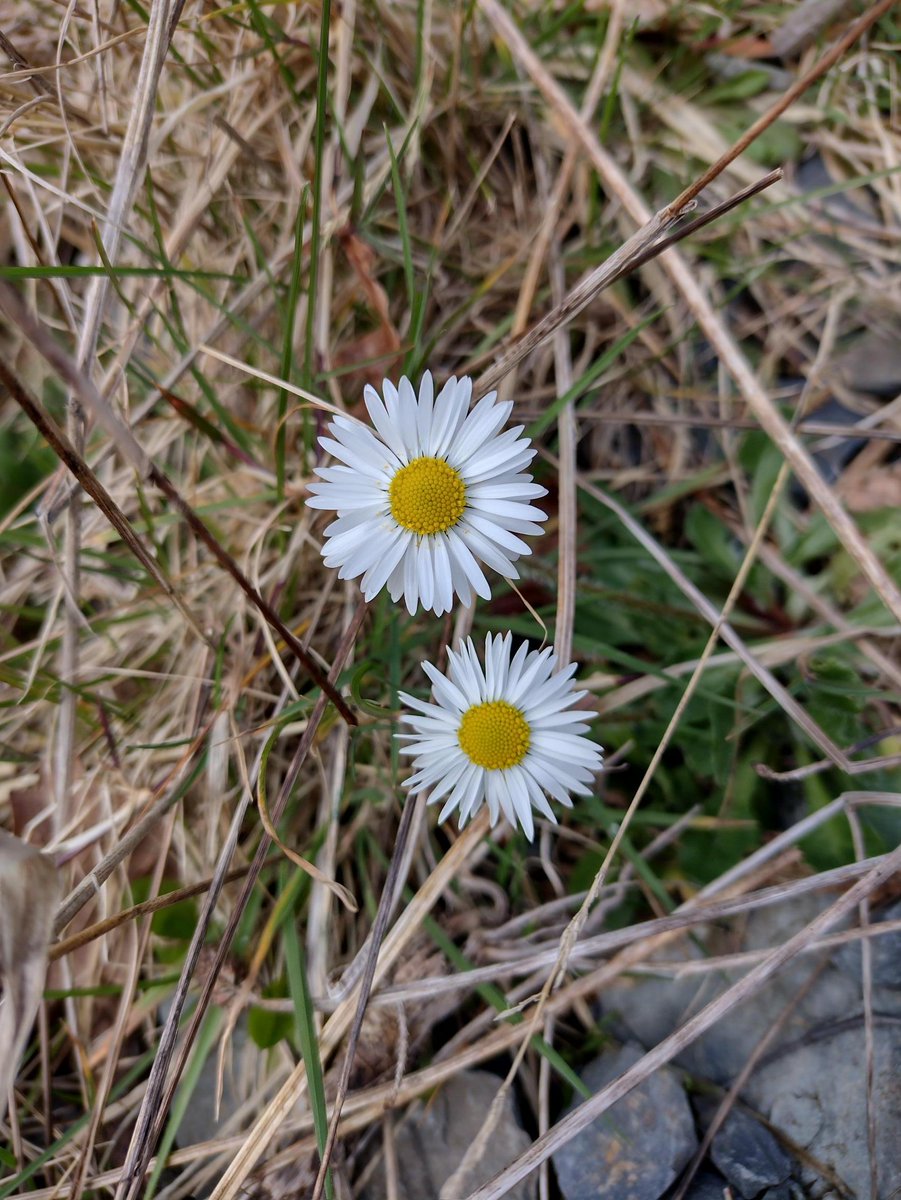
[663,0,897,215]
[0,281,357,726]
[474,169,783,400]
[0,360,214,651]
[311,789,421,1200]
[49,858,280,962]
[115,601,366,1200]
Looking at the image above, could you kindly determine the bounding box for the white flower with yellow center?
[399,633,603,840]
[305,373,548,615]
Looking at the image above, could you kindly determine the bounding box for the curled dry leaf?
[0,831,61,1121]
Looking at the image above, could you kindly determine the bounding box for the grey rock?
[746,1022,901,1200]
[363,1069,534,1200]
[169,1013,254,1150]
[682,1169,728,1200]
[704,52,793,92]
[794,153,878,227]
[833,331,901,398]
[594,893,901,1198]
[835,898,901,990]
[759,1186,804,1200]
[709,1108,792,1198]
[803,397,867,485]
[597,892,878,1087]
[552,1042,697,1200]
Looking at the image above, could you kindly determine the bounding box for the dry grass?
[1,1,900,1197]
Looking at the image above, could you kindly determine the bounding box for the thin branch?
[474,170,782,399]
[0,360,213,651]
[0,281,357,726]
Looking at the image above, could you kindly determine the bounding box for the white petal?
[360,530,411,599]
[403,542,420,615]
[431,535,454,616]
[457,768,486,824]
[464,448,537,484]
[504,768,534,839]
[429,376,470,458]
[364,384,409,461]
[447,638,485,705]
[324,508,384,535]
[445,529,492,601]
[504,640,532,695]
[456,521,519,577]
[306,490,386,513]
[506,648,556,705]
[416,371,434,451]
[417,537,435,613]
[464,513,532,558]
[448,393,511,465]
[319,437,393,481]
[427,757,470,807]
[466,498,548,522]
[330,415,405,472]
[382,378,401,423]
[422,659,469,713]
[396,376,421,457]
[466,481,548,501]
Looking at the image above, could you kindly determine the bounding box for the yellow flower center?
[388,456,466,536]
[458,700,531,771]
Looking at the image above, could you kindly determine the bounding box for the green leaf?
[248,979,293,1048]
[683,505,737,579]
[706,69,772,104]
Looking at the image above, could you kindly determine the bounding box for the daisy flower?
[305,373,547,615]
[399,633,603,840]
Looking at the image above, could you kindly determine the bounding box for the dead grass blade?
[480,0,901,628]
[0,832,61,1122]
[474,168,783,400]
[256,768,356,912]
[209,811,492,1200]
[115,603,367,1200]
[0,359,213,650]
[310,791,423,1200]
[0,281,356,726]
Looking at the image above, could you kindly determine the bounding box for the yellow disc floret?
[458,700,531,771]
[389,456,466,536]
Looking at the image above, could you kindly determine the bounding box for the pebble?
[709,1107,792,1198]
[552,1041,697,1200]
[363,1069,534,1200]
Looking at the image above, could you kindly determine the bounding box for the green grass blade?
[284,906,334,1200]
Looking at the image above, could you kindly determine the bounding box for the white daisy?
[305,372,548,615]
[398,632,603,840]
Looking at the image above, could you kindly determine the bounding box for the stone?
[835,897,901,990]
[596,892,867,1087]
[552,1042,697,1200]
[745,1023,901,1200]
[833,331,901,398]
[363,1069,534,1200]
[709,1107,792,1198]
[594,893,901,1198]
[682,1169,729,1200]
[759,1186,804,1200]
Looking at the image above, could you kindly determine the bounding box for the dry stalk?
[0,281,356,726]
[479,0,901,630]
[114,602,366,1200]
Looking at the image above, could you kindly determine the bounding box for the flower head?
[305,373,547,615]
[399,633,603,840]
